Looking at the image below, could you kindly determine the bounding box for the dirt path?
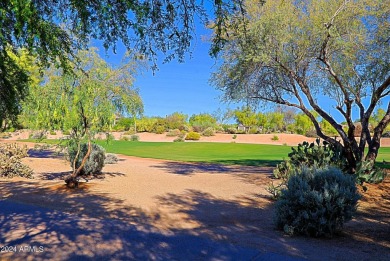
[0,146,389,260]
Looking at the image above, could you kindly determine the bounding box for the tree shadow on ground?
[27,149,64,159]
[155,189,390,261]
[1,179,389,260]
[150,160,274,176]
[0,181,261,260]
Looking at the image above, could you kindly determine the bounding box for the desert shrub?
[274,167,360,237]
[173,137,185,142]
[202,127,215,137]
[68,143,105,176]
[0,143,33,178]
[49,131,57,135]
[29,131,47,140]
[131,134,140,141]
[185,131,201,140]
[104,153,119,164]
[305,129,318,138]
[153,125,166,134]
[271,135,279,141]
[355,160,387,185]
[166,129,181,137]
[232,134,237,139]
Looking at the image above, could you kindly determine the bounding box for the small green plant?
[274,167,360,237]
[123,128,136,135]
[173,137,185,142]
[232,134,237,139]
[202,127,215,137]
[271,135,279,141]
[249,127,258,134]
[185,131,201,140]
[50,131,57,135]
[131,134,140,142]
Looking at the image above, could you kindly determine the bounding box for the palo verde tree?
[211,0,390,171]
[22,48,143,186]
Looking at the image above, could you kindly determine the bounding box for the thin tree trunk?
[65,140,92,188]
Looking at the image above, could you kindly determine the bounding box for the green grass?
[97,141,291,167]
[21,139,390,168]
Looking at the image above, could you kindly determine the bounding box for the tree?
[212,0,390,171]
[21,48,143,186]
[1,1,246,122]
[234,106,258,132]
[189,113,217,132]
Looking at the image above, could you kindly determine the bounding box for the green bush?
[271,135,279,141]
[185,131,201,140]
[50,131,57,135]
[0,143,33,178]
[202,127,215,137]
[274,167,360,237]
[153,125,166,134]
[68,143,105,176]
[232,134,237,139]
[62,130,71,135]
[173,137,185,142]
[123,128,136,135]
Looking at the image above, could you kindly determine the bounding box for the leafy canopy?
[211,0,390,168]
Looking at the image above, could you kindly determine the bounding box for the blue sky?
[96,26,239,119]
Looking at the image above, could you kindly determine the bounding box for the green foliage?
[0,143,33,178]
[0,132,11,139]
[274,167,360,237]
[113,118,134,131]
[49,131,57,135]
[165,112,188,130]
[137,117,158,132]
[173,137,185,142]
[355,160,387,185]
[189,113,217,132]
[202,127,215,137]
[271,135,279,141]
[234,107,258,129]
[274,139,347,181]
[248,127,258,134]
[68,143,105,176]
[232,134,237,139]
[185,131,201,141]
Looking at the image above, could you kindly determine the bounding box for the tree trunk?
[65,140,92,188]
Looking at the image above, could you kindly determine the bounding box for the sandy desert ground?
[0,134,389,260]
